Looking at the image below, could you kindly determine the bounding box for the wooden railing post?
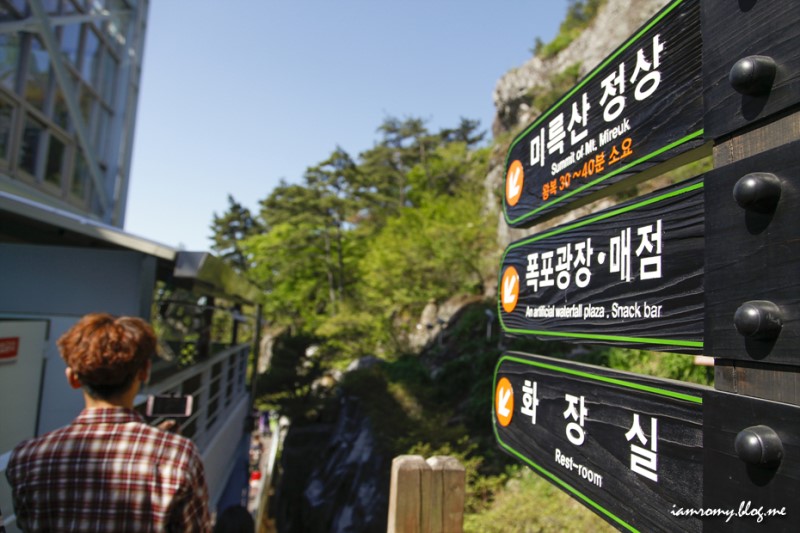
[387,455,430,533]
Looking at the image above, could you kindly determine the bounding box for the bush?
[536,0,607,59]
[464,467,615,532]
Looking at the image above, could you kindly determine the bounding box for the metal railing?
[139,342,251,453]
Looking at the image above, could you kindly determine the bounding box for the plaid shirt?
[6,408,211,532]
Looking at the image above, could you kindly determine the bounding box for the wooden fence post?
[426,456,466,533]
[387,455,431,533]
[387,455,465,533]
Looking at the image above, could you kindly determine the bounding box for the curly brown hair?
[57,313,157,398]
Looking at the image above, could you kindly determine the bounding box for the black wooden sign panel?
[494,352,706,533]
[499,177,704,354]
[702,390,799,532]
[704,140,800,366]
[702,0,800,140]
[502,0,705,228]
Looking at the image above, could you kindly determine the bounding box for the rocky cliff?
[274,397,390,533]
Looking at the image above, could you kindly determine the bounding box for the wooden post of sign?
[387,455,466,533]
[710,110,800,407]
[701,2,800,525]
[701,108,800,533]
[701,0,800,407]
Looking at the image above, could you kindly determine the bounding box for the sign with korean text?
[494,352,706,532]
[503,0,705,228]
[499,176,704,354]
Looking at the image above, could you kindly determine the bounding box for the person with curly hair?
[5,313,211,532]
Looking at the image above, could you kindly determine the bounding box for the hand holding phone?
[156,418,179,434]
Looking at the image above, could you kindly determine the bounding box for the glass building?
[0,0,147,226]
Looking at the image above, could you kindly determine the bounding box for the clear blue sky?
[125,0,570,251]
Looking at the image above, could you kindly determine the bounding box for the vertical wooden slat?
[425,457,444,533]
[427,456,465,533]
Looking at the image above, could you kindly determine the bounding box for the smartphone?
[146,394,193,417]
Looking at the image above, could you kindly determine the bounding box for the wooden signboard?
[503,0,706,228]
[493,352,706,533]
[499,176,704,354]
[494,0,800,530]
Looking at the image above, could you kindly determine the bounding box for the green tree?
[439,117,486,148]
[209,194,263,272]
[243,221,330,331]
[242,117,492,351]
[406,142,489,206]
[258,148,363,314]
[303,148,361,307]
[359,191,494,315]
[357,116,438,222]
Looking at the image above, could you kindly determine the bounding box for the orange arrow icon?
[501,266,520,314]
[506,160,524,206]
[495,377,514,427]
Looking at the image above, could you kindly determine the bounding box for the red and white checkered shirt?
[6,407,211,532]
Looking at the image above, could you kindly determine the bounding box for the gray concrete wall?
[0,243,158,434]
[0,244,157,318]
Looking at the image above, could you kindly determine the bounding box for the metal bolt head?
[735,425,783,466]
[733,173,781,212]
[734,301,783,339]
[729,55,777,96]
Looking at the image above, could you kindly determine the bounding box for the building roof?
[0,192,260,305]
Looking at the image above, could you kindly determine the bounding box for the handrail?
[254,416,289,531]
[146,343,249,395]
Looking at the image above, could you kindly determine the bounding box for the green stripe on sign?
[502,178,704,258]
[497,354,704,404]
[505,129,705,226]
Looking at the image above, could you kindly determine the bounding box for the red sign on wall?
[0,337,20,361]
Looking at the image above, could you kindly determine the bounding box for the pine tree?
[209,194,263,272]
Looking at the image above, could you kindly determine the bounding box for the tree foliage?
[209,194,262,272]
[359,192,492,312]
[209,115,492,365]
[532,0,607,58]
